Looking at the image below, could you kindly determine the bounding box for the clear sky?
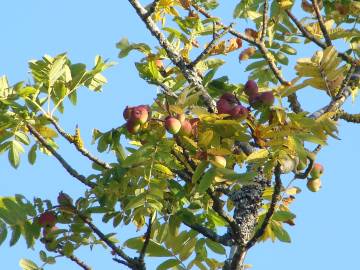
[1,1,360,269]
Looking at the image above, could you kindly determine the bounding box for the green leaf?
[124,194,146,211]
[10,225,21,246]
[197,168,216,193]
[199,130,214,148]
[19,259,39,270]
[271,221,291,243]
[205,239,226,255]
[246,149,269,162]
[272,211,296,222]
[28,144,37,165]
[124,238,172,257]
[8,141,24,168]
[157,259,180,270]
[192,161,209,184]
[0,220,7,246]
[63,242,75,256]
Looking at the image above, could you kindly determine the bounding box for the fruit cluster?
[307,163,324,192]
[164,114,196,136]
[123,105,151,134]
[244,80,275,109]
[216,93,249,120]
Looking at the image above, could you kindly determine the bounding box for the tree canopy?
[0,1,359,270]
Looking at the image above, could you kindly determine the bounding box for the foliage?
[0,0,359,270]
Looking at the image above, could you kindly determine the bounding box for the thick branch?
[47,117,111,170]
[245,165,282,250]
[128,0,217,112]
[26,124,95,188]
[311,0,332,47]
[58,250,92,270]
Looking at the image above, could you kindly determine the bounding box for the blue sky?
[1,1,360,269]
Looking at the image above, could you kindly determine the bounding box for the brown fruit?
[217,98,234,114]
[220,93,238,104]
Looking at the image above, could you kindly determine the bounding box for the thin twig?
[294,156,314,179]
[287,93,303,113]
[189,24,233,68]
[245,165,282,250]
[26,124,95,188]
[47,117,112,170]
[285,9,354,64]
[128,0,217,113]
[311,0,332,47]
[77,212,137,268]
[139,216,153,262]
[337,111,360,123]
[183,220,232,246]
[58,250,92,270]
[260,0,269,42]
[192,3,290,86]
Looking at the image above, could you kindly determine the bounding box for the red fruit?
[244,80,258,96]
[165,116,182,135]
[258,91,275,107]
[248,93,261,109]
[220,93,238,104]
[123,106,133,120]
[179,120,192,136]
[229,105,249,120]
[38,212,57,227]
[217,99,234,114]
[126,120,141,134]
[310,163,324,178]
[57,191,73,206]
[131,105,149,124]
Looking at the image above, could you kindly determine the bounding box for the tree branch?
[128,0,217,113]
[245,165,282,250]
[26,124,95,188]
[139,216,153,262]
[144,0,160,18]
[46,117,112,170]
[337,110,360,123]
[189,24,232,68]
[58,250,92,270]
[183,220,232,246]
[192,3,290,86]
[287,93,303,113]
[260,0,269,42]
[285,9,354,64]
[77,212,137,269]
[311,0,332,47]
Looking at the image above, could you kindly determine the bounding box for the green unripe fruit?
[165,116,182,135]
[310,163,324,178]
[307,178,322,192]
